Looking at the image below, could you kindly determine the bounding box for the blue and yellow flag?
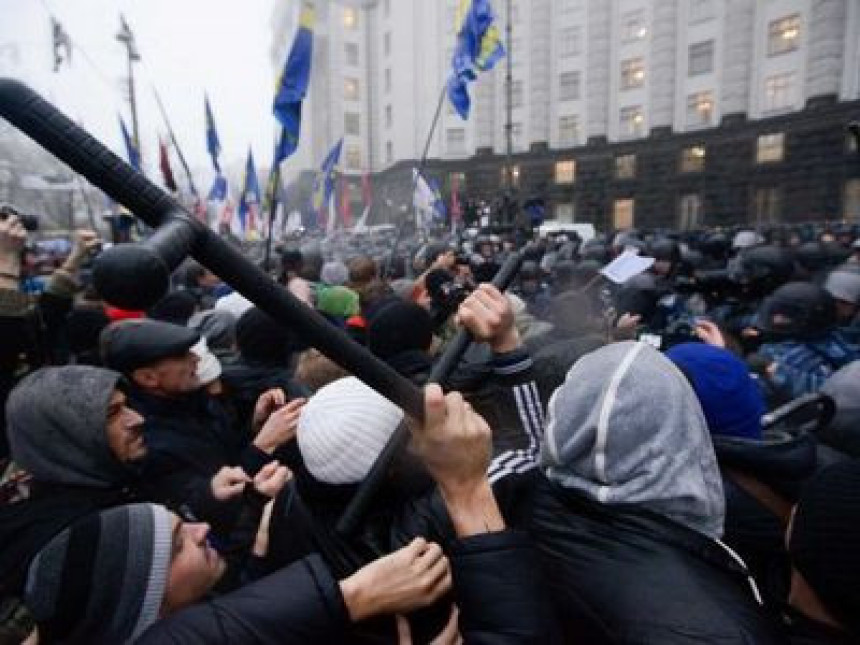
[310,138,343,228]
[238,148,262,238]
[119,116,141,171]
[447,0,505,120]
[273,2,314,163]
[204,94,222,173]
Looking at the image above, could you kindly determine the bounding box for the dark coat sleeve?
[135,554,350,645]
[450,530,557,644]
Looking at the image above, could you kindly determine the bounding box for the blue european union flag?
[204,94,222,173]
[311,138,343,226]
[119,116,141,171]
[273,3,314,163]
[447,0,505,120]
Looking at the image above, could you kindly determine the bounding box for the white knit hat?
[297,376,404,484]
[191,337,222,385]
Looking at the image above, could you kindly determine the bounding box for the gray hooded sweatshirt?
[7,366,128,488]
[541,341,725,539]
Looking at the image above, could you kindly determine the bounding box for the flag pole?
[152,87,198,196]
[264,163,281,273]
[385,83,447,278]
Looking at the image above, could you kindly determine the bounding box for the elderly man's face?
[133,352,200,397]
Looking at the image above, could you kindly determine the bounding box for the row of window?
[559,177,860,231]
[548,133,787,186]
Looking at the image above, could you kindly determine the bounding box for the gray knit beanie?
[25,503,172,644]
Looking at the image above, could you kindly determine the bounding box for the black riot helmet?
[756,282,837,339]
[580,240,610,264]
[731,245,795,295]
[701,232,731,263]
[649,239,682,264]
[794,242,834,274]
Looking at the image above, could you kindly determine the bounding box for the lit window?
[768,14,800,56]
[613,199,635,229]
[686,91,714,128]
[555,160,576,184]
[345,43,359,66]
[763,72,796,113]
[385,105,393,128]
[560,27,582,57]
[756,133,785,164]
[621,10,647,43]
[680,145,706,172]
[511,80,524,108]
[558,115,579,147]
[620,106,645,139]
[559,72,581,101]
[447,128,466,153]
[345,144,361,169]
[615,154,636,179]
[343,7,358,30]
[344,112,360,136]
[344,77,359,100]
[621,58,645,90]
[501,165,521,188]
[678,193,704,229]
[688,40,714,76]
[754,187,782,224]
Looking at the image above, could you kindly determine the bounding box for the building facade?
[272,0,860,229]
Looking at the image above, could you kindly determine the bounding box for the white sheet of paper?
[600,250,655,284]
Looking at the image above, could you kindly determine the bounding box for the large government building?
[272,0,860,230]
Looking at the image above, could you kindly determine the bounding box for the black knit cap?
[367,301,434,359]
[789,460,860,634]
[236,306,300,365]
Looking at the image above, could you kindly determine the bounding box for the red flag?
[340,177,353,228]
[361,172,372,208]
[158,138,178,192]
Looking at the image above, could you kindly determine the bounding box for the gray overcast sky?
[0,0,287,179]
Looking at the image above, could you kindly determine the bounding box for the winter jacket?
[263,347,546,642]
[128,385,271,533]
[536,341,780,643]
[137,531,550,644]
[531,477,781,644]
[758,331,860,400]
[714,431,817,608]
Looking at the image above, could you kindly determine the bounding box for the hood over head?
[7,366,129,488]
[541,341,725,539]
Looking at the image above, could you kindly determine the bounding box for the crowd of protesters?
[0,202,859,644]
